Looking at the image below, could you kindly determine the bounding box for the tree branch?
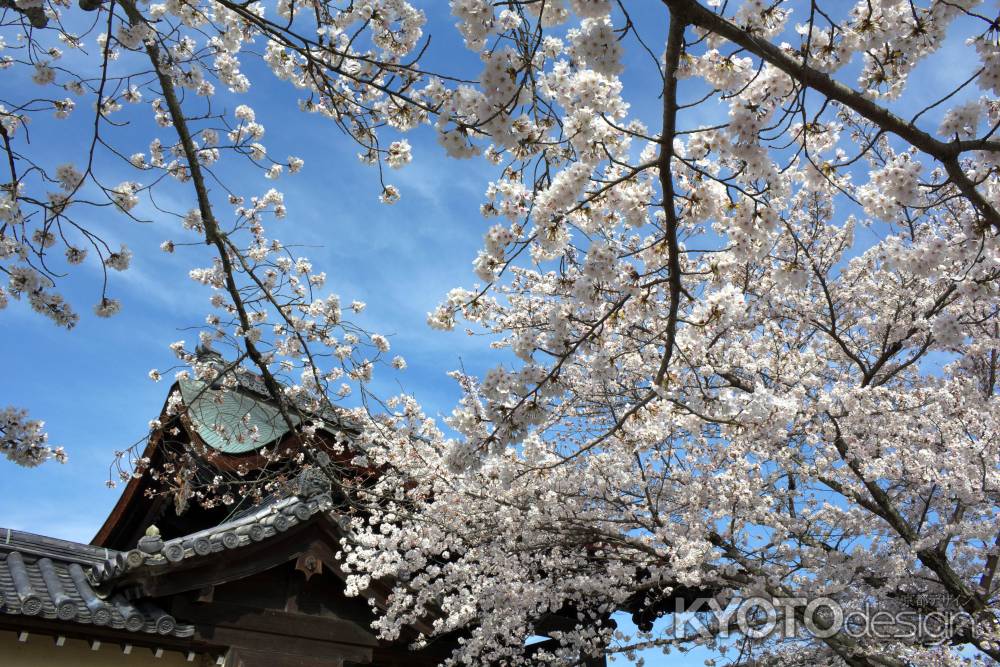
[662,0,1000,231]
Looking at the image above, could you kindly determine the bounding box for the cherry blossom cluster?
[338,1,1000,665]
[0,407,66,466]
[3,0,1000,665]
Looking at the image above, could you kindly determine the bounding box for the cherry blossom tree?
[3,0,1000,664]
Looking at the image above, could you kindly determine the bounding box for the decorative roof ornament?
[93,487,337,584]
[194,345,224,365]
[296,468,331,499]
[138,525,164,555]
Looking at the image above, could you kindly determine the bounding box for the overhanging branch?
[662,0,1000,231]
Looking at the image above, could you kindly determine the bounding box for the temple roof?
[0,529,195,638]
[1,470,342,644]
[178,378,301,455]
[1,353,454,665]
[93,350,361,551]
[94,474,336,584]
[175,348,349,455]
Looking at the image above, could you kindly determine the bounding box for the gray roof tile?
[105,486,335,580]
[0,531,195,638]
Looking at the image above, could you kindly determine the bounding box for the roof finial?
[138,524,164,556]
[195,344,224,363]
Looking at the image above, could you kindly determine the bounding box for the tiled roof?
[95,470,336,582]
[0,529,195,637]
[1,468,336,640]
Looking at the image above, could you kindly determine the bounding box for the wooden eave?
[110,511,436,640]
[93,382,357,550]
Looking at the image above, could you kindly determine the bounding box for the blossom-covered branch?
[2,0,999,665]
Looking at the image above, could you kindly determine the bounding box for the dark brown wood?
[198,625,371,664]
[172,599,377,649]
[294,547,324,582]
[196,585,215,603]
[93,423,346,549]
[284,562,302,614]
[80,385,458,667]
[223,647,348,667]
[123,522,323,597]
[92,429,166,548]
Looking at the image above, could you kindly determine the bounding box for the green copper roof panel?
[178,379,300,454]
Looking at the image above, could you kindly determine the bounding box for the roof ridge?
[0,533,196,638]
[98,477,336,583]
[0,528,118,564]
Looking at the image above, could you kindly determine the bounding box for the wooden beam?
[92,429,166,548]
[223,647,356,667]
[294,550,323,582]
[195,626,371,665]
[174,598,377,648]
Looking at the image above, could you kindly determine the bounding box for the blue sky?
[0,0,677,543]
[0,1,986,664]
